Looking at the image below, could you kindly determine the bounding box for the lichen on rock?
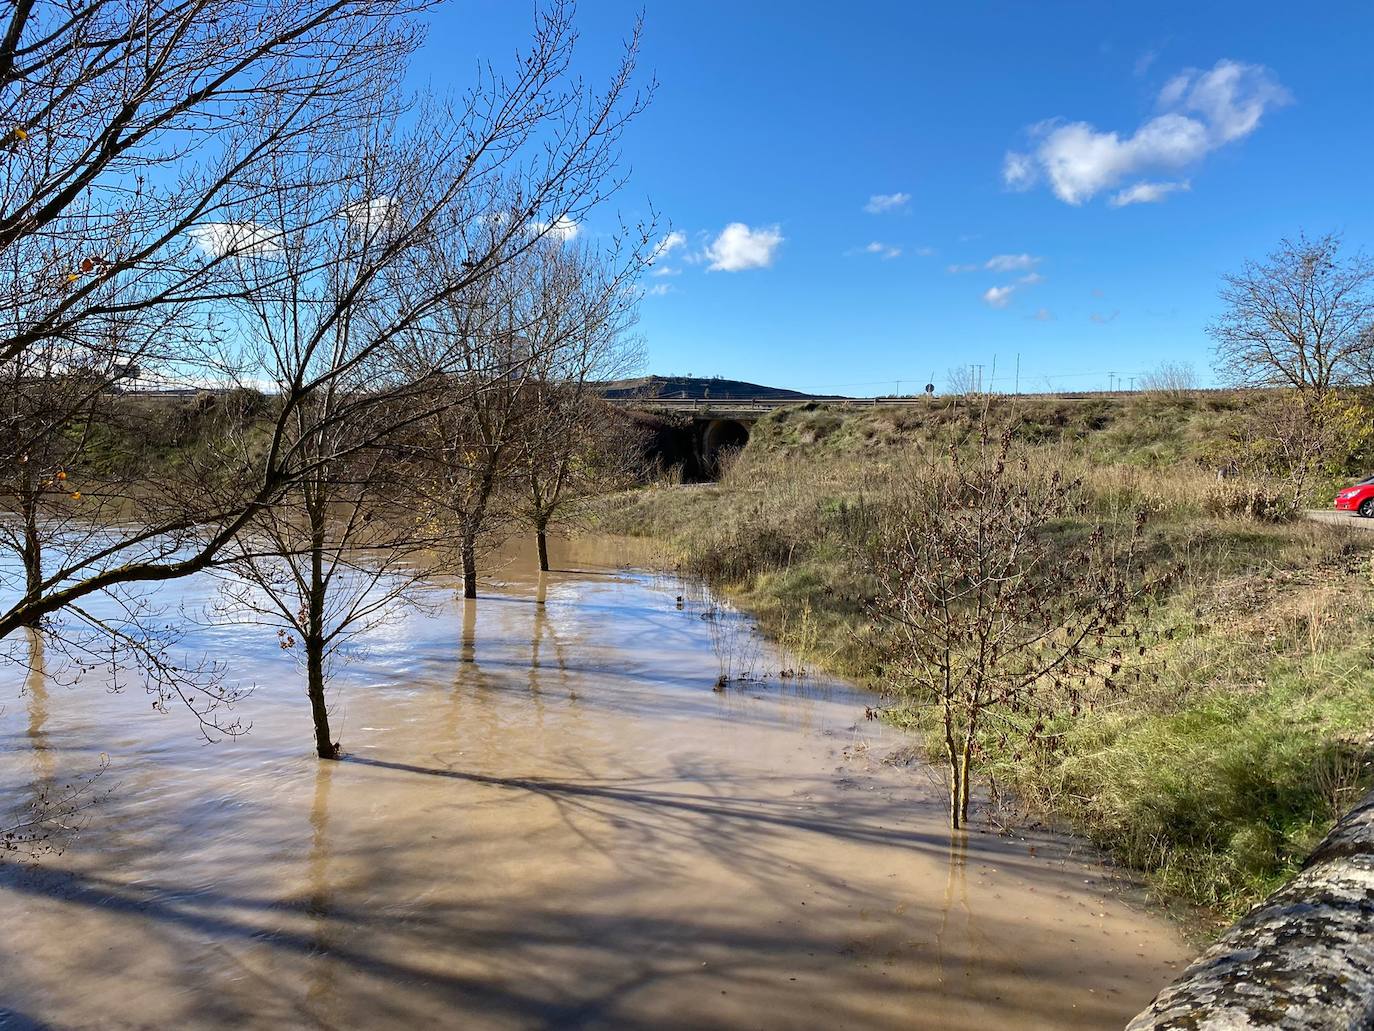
[1128,791,1374,1030]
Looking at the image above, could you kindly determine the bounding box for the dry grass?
[592,403,1374,924]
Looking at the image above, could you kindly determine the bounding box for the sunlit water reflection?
[0,538,1185,1029]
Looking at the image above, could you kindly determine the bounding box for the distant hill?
[600,375,843,400]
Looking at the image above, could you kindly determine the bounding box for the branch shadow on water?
[0,745,1150,1031]
[342,753,950,853]
[0,852,1083,1031]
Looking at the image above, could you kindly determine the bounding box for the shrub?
[1202,481,1298,523]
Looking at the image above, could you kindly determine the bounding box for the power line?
[792,365,1187,393]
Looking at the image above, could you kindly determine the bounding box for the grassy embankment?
[593,393,1374,926]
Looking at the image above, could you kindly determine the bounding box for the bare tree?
[216,443,436,759]
[945,365,977,396]
[1211,233,1374,393]
[0,340,107,623]
[0,2,650,654]
[1137,360,1198,397]
[206,113,461,759]
[0,0,438,654]
[408,256,538,600]
[401,208,651,594]
[0,1,438,369]
[521,395,645,570]
[515,236,647,570]
[0,340,250,736]
[199,30,653,752]
[868,426,1167,829]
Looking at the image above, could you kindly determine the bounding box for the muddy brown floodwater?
[0,538,1188,1030]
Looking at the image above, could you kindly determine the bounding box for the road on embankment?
[1305,509,1374,530]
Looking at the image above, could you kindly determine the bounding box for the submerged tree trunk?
[306,636,337,760]
[19,492,42,628]
[535,517,549,572]
[458,469,497,600]
[958,737,973,827]
[944,708,962,830]
[957,707,979,827]
[461,534,478,600]
[306,497,338,760]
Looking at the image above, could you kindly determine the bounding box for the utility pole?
[1128,376,1135,392]
[1015,353,1020,395]
[1107,371,1115,392]
[975,364,984,394]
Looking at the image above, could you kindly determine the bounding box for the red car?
[1334,477,1374,517]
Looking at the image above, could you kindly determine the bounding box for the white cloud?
[704,222,783,272]
[864,192,910,214]
[974,263,1047,309]
[914,245,936,257]
[1109,180,1191,207]
[1002,152,1037,191]
[949,253,1043,274]
[646,283,673,297]
[1166,61,1288,142]
[650,230,686,263]
[1034,115,1208,204]
[342,196,397,235]
[1090,310,1120,324]
[188,221,281,258]
[650,265,682,277]
[1031,307,1055,321]
[864,241,902,260]
[985,253,1041,272]
[529,215,580,242]
[983,285,1015,309]
[1004,59,1289,205]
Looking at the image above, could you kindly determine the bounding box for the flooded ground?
[0,538,1186,1029]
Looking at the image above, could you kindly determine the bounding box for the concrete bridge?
[610,391,1162,477]
[608,395,922,476]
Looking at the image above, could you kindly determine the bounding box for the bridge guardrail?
[605,391,1238,413]
[1127,787,1374,1029]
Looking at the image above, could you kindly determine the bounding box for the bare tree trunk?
[306,635,337,760]
[958,736,974,827]
[459,467,498,600]
[306,500,338,760]
[535,516,550,572]
[19,491,42,628]
[944,706,962,830]
[461,538,478,600]
[1290,465,1308,512]
[948,757,962,830]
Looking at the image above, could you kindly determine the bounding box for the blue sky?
[417,3,1374,394]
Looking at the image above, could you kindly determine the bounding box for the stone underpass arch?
[699,418,750,476]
